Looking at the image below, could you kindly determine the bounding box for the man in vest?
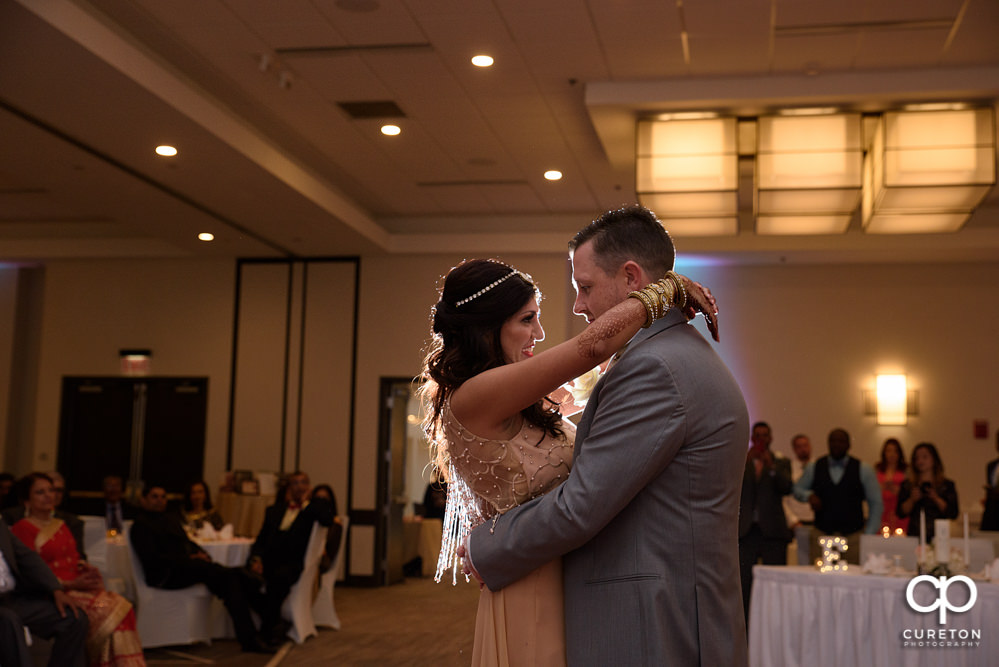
[792,428,882,564]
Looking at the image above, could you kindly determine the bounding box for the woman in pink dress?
[875,438,909,534]
[420,259,716,666]
[11,472,145,667]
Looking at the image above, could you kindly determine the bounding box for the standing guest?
[792,428,883,564]
[11,473,145,666]
[783,434,814,564]
[457,205,744,666]
[130,484,274,654]
[738,421,792,623]
[896,443,959,543]
[181,480,225,533]
[980,430,999,531]
[1,515,89,667]
[309,484,344,574]
[248,471,333,643]
[875,438,909,534]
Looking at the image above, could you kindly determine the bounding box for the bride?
[421,258,715,666]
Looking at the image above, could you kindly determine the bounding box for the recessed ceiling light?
[155,145,178,157]
[198,232,214,242]
[381,124,401,136]
[471,55,494,67]
[544,170,562,181]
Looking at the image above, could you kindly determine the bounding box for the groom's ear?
[619,260,646,290]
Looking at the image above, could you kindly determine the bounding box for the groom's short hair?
[569,204,675,277]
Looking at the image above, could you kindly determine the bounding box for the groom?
[465,205,749,665]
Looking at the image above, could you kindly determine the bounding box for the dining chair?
[80,516,107,569]
[281,522,329,644]
[313,516,349,630]
[124,526,216,648]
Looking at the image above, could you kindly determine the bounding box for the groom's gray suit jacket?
[469,309,749,666]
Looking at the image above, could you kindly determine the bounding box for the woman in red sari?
[12,472,145,667]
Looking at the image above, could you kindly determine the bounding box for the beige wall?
[0,267,16,469]
[692,260,999,520]
[30,259,236,486]
[5,255,998,561]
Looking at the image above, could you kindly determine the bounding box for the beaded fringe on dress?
[435,462,488,584]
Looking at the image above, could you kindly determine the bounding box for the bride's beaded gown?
[441,400,574,667]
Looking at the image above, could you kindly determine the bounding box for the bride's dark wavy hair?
[420,259,564,476]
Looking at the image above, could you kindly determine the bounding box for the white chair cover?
[80,516,107,569]
[281,522,328,644]
[125,525,216,648]
[967,537,996,572]
[313,517,349,630]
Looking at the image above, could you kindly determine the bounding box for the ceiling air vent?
[337,101,406,119]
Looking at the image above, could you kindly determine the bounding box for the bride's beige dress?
[441,401,574,667]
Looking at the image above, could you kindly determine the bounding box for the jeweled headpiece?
[453,267,532,307]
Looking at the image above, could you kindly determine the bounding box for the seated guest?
[3,470,89,561]
[181,480,225,534]
[130,484,275,654]
[1,515,89,667]
[101,475,136,534]
[310,484,343,573]
[248,471,333,640]
[792,428,883,564]
[897,442,959,543]
[11,473,144,667]
[0,472,15,510]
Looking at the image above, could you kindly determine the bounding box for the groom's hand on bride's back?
[457,543,485,589]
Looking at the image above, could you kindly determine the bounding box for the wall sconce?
[636,116,738,236]
[756,113,863,235]
[863,374,919,425]
[862,107,996,234]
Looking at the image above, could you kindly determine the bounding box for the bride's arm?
[452,272,715,435]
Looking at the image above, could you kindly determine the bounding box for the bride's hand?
[674,274,720,342]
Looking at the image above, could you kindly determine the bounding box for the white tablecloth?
[402,517,442,577]
[749,565,999,667]
[195,538,253,567]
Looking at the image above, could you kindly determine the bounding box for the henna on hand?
[675,274,720,342]
[577,315,629,359]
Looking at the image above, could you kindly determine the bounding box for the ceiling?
[1,0,998,263]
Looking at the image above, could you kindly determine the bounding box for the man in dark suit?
[981,430,999,530]
[738,421,793,623]
[100,475,136,533]
[130,485,274,653]
[248,471,333,640]
[0,518,88,667]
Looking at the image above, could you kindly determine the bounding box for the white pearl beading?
[434,400,574,584]
[454,269,529,307]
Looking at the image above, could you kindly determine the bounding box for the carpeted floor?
[141,576,481,666]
